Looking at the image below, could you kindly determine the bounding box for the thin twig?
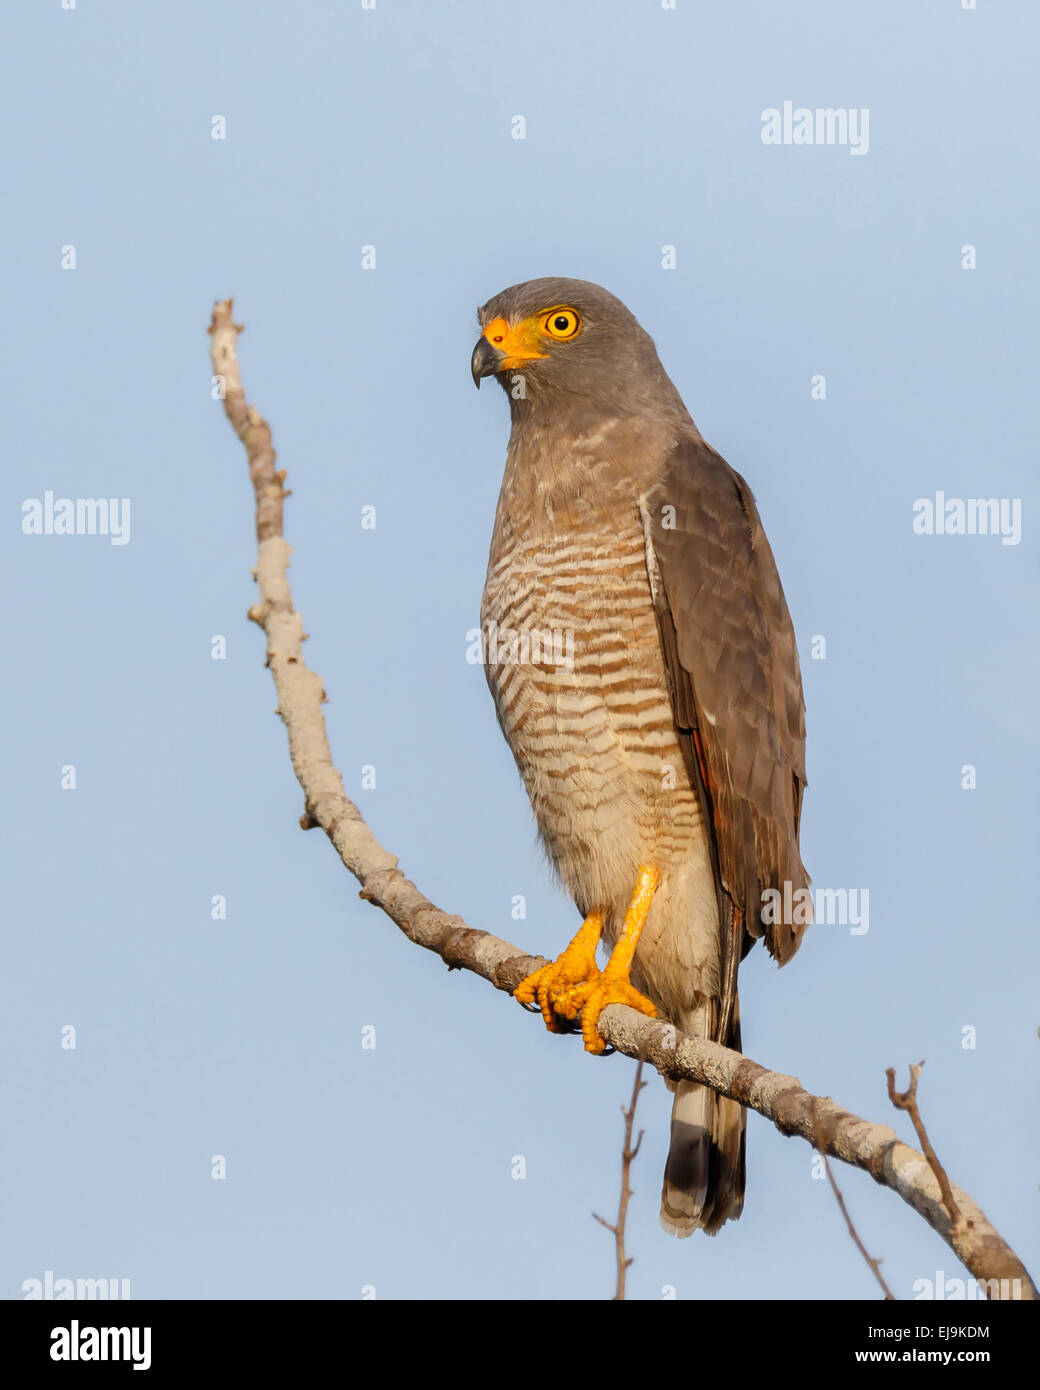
[208,299,1036,1302]
[593,1060,646,1300]
[887,1062,962,1226]
[814,1097,895,1299]
[823,1157,896,1299]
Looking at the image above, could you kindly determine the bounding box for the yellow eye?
[543,307,581,340]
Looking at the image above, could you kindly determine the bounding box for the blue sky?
[2,0,1037,1300]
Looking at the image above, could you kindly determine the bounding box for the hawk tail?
[659,999,746,1237]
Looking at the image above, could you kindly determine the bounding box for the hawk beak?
[471,335,504,389]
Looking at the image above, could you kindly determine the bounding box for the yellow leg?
[577,865,659,1054]
[514,912,603,1033]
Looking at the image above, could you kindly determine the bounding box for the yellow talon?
[515,865,662,1052]
[514,912,603,1032]
[579,866,660,1053]
[578,975,657,1054]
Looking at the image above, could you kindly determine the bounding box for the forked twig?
[887,1062,961,1227]
[593,1060,647,1300]
[824,1156,896,1299]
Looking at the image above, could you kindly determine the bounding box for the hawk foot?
[515,866,661,1053]
[514,912,603,1033]
[578,864,661,1053]
[577,972,657,1055]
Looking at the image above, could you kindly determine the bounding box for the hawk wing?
[641,437,810,1045]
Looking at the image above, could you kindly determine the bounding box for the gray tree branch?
[208,298,1036,1302]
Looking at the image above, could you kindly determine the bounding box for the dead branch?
[824,1156,896,1300]
[208,298,1037,1302]
[813,1097,895,1298]
[593,1060,646,1300]
[887,1062,962,1229]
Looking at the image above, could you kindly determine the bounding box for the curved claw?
[513,934,602,1035]
[514,869,662,1055]
[578,975,657,1055]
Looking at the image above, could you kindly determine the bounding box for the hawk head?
[471,277,684,420]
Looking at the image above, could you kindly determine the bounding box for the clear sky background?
[2,0,1037,1302]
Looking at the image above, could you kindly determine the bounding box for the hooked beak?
[471,335,504,388]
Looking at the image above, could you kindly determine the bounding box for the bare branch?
[887,1062,962,1233]
[824,1156,896,1300]
[813,1098,895,1299]
[209,299,1037,1303]
[593,1060,647,1300]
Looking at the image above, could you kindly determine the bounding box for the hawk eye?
[543,308,581,340]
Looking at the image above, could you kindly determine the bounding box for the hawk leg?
[514,912,604,1032]
[576,865,659,1054]
[513,866,660,1054]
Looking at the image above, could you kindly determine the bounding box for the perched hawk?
[472,278,810,1236]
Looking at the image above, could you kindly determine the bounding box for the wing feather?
[641,438,810,1043]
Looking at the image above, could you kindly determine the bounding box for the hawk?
[472,278,810,1235]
